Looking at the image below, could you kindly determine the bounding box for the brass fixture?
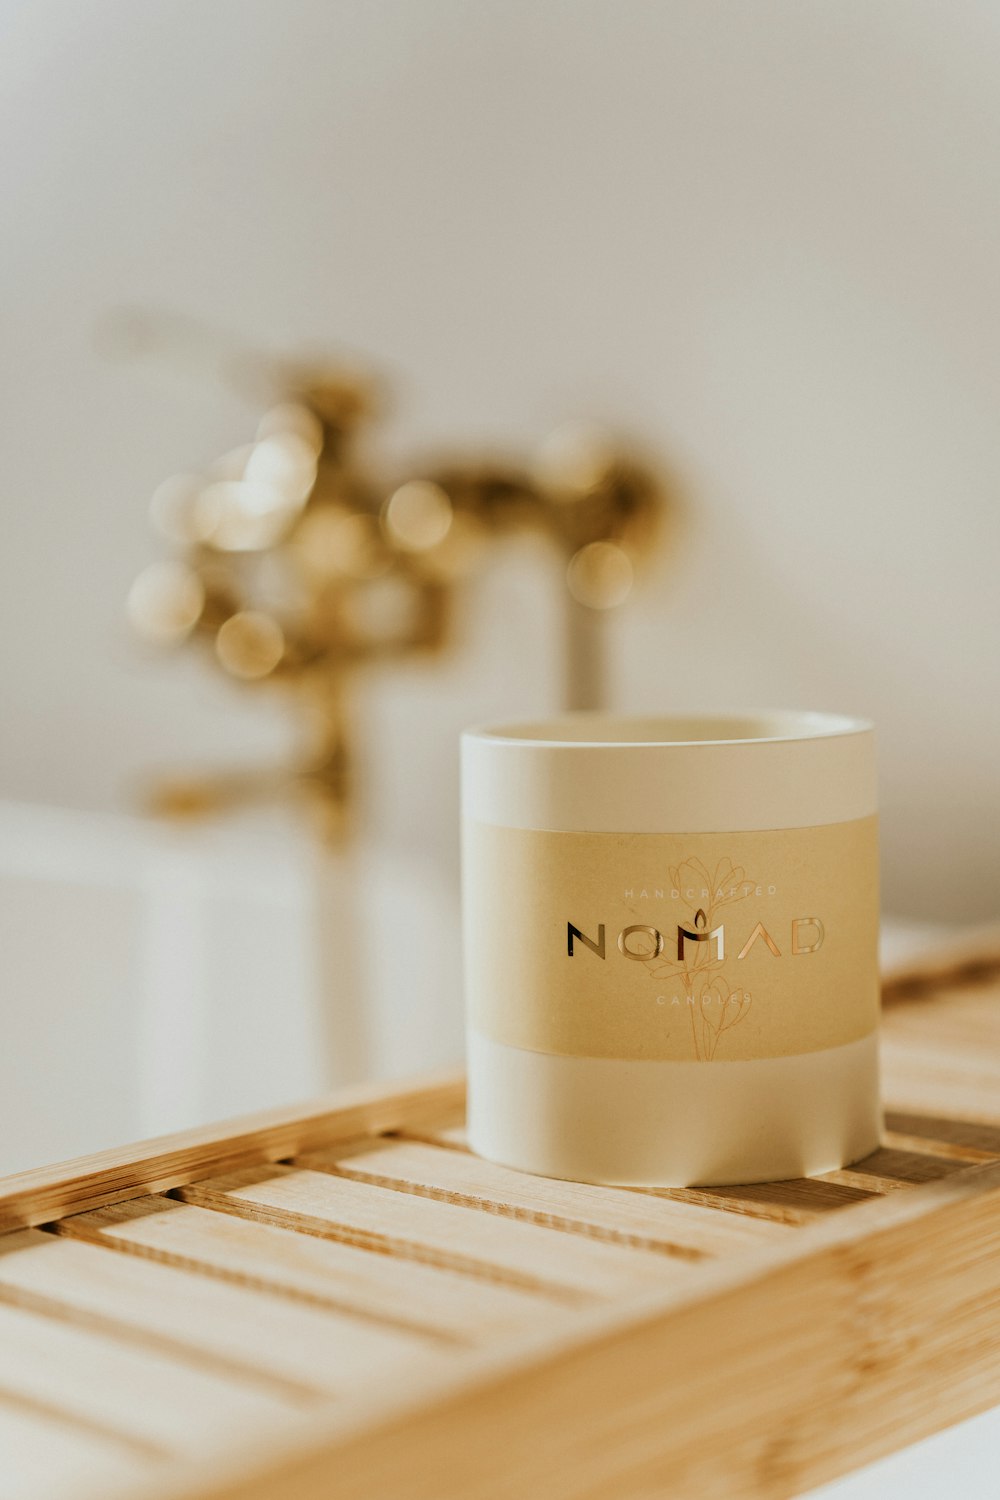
[129,355,674,842]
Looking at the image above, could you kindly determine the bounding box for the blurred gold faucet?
[128,349,674,843]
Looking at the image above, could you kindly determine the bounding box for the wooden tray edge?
[0,1072,465,1234]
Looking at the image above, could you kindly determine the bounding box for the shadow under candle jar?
[461,712,881,1186]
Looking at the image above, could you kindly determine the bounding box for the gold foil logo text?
[567,916,824,961]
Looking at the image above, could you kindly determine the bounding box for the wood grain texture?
[0,1228,437,1399]
[4,960,1000,1500]
[295,1138,788,1256]
[99,1158,1000,1500]
[0,1297,291,1458]
[58,1196,566,1346]
[883,1112,1000,1159]
[175,1164,681,1300]
[819,1144,968,1194]
[399,1121,881,1226]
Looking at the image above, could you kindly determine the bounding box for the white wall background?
[1,0,999,920]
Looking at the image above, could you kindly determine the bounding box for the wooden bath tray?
[3,937,1000,1500]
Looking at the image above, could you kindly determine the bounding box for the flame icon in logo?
[677,907,725,961]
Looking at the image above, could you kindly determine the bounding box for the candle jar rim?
[464,710,872,750]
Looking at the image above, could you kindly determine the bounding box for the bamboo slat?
[2,946,1000,1500]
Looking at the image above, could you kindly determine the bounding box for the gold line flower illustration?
[631,852,759,1060]
[699,979,753,1061]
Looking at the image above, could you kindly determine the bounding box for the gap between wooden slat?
[56,1195,579,1349]
[881,1129,998,1164]
[0,1277,323,1409]
[2,1225,443,1403]
[819,1145,974,1197]
[171,1180,594,1306]
[179,1163,683,1302]
[290,1140,785,1258]
[638,1177,889,1225]
[0,1378,170,1463]
[395,1123,880,1226]
[883,1110,1000,1159]
[0,1389,156,1500]
[394,1122,979,1225]
[50,1214,470,1350]
[0,1291,294,1461]
[293,1151,709,1262]
[395,1123,473,1154]
[637,1139,982,1219]
[820,1169,939,1196]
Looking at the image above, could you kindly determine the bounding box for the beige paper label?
[465,816,878,1061]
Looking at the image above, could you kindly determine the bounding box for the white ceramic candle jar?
[462,712,880,1186]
